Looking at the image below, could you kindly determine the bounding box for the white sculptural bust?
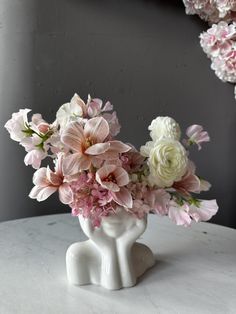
[66,207,155,290]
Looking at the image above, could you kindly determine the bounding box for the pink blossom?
[184,125,210,150]
[183,0,236,23]
[61,117,130,175]
[145,189,171,216]
[120,149,145,173]
[212,48,236,82]
[87,97,113,118]
[69,172,116,227]
[20,135,48,169]
[31,113,51,134]
[131,200,150,219]
[189,199,219,222]
[168,199,218,226]
[4,109,31,142]
[168,201,192,227]
[102,112,121,137]
[96,165,133,208]
[29,153,73,204]
[200,21,236,57]
[173,161,201,196]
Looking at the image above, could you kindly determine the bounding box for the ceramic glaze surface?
[66,208,155,290]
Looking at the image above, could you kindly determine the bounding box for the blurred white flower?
[148,116,181,141]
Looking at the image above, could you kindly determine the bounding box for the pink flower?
[20,135,48,169]
[189,199,218,222]
[200,22,236,57]
[87,97,113,118]
[4,109,31,142]
[96,164,133,208]
[61,117,130,175]
[120,149,145,173]
[184,124,210,150]
[102,112,121,137]
[212,48,236,82]
[69,172,116,227]
[145,189,170,216]
[31,113,51,134]
[29,153,73,204]
[168,201,192,227]
[131,199,150,219]
[168,199,218,227]
[173,161,201,196]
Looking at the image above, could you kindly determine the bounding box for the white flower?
[56,94,86,129]
[148,116,181,141]
[4,109,31,142]
[141,138,188,188]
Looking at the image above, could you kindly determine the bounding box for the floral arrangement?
[5,94,218,228]
[182,1,236,100]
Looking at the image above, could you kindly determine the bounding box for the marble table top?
[0,214,235,314]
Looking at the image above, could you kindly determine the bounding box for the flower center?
[104,173,117,183]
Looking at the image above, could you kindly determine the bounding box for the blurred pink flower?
[61,117,130,175]
[131,199,150,219]
[184,124,210,150]
[168,201,192,227]
[145,189,171,216]
[102,112,121,137]
[173,161,201,196]
[29,153,72,204]
[120,149,145,173]
[189,199,218,222]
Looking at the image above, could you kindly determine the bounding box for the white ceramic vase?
[66,206,155,290]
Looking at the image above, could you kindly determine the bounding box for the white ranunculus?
[4,109,31,142]
[148,116,181,141]
[56,94,86,129]
[146,138,188,188]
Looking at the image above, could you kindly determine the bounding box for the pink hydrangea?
[69,172,117,227]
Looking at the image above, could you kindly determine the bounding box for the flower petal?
[30,186,57,202]
[111,187,133,208]
[61,122,84,152]
[189,200,218,222]
[85,142,110,155]
[108,141,131,153]
[168,204,191,226]
[113,167,129,186]
[59,183,73,204]
[32,168,48,186]
[84,117,109,143]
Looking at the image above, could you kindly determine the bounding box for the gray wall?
[0,0,235,228]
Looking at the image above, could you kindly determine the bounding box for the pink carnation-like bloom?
[29,153,73,204]
[211,48,236,82]
[183,0,236,24]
